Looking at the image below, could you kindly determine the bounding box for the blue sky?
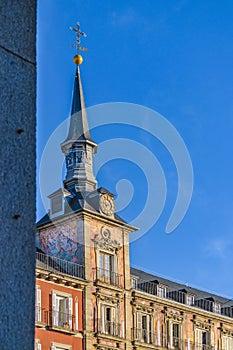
[37,1,233,297]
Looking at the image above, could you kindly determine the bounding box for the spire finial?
[70,22,88,65]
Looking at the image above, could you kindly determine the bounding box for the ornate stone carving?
[163,308,184,322]
[131,300,154,314]
[93,228,121,254]
[192,317,212,331]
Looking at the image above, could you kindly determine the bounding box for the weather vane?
[70,22,88,65]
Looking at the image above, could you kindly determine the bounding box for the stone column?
[0,1,36,349]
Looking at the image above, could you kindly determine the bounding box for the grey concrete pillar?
[0,1,36,349]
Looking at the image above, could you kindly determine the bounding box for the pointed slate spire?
[65,66,92,142]
[61,61,97,194]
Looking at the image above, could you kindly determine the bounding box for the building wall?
[0,1,36,349]
[35,278,83,350]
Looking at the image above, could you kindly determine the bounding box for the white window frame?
[222,336,233,350]
[136,312,152,344]
[157,285,166,298]
[213,302,221,314]
[195,329,211,350]
[51,342,72,350]
[101,303,117,336]
[186,294,194,306]
[35,339,42,350]
[51,290,73,329]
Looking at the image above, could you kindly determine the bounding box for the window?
[51,343,72,350]
[195,329,211,350]
[222,336,233,350]
[186,294,194,306]
[157,285,166,298]
[51,195,63,214]
[136,313,152,344]
[52,291,73,329]
[213,302,221,314]
[166,321,182,349]
[35,340,41,350]
[98,251,118,285]
[132,277,137,289]
[100,305,119,336]
[173,323,180,348]
[99,252,112,278]
[35,286,41,322]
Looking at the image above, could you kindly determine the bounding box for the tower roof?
[63,66,93,144]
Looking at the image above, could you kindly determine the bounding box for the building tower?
[36,23,137,350]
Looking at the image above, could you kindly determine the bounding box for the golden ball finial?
[73,54,83,65]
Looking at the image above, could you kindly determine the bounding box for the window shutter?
[195,329,202,350]
[101,305,105,333]
[67,297,73,328]
[75,299,79,331]
[36,288,41,322]
[51,291,57,326]
[157,319,161,346]
[222,336,227,350]
[229,337,233,350]
[137,312,142,340]
[170,321,173,348]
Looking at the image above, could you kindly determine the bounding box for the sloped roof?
[130,267,233,305]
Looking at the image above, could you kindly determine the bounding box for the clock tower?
[37,23,137,350]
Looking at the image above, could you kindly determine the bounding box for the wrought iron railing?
[35,308,77,332]
[93,268,123,287]
[36,252,85,279]
[131,332,213,350]
[133,277,231,318]
[97,319,122,337]
[51,309,77,331]
[35,306,48,324]
[132,327,156,344]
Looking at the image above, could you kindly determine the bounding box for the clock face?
[100,194,115,216]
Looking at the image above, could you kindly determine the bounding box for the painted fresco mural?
[39,220,83,263]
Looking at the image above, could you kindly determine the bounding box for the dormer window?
[186,294,194,306]
[51,195,63,214]
[157,285,166,298]
[131,277,138,289]
[213,302,221,314]
[48,188,70,219]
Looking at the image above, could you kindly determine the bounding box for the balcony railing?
[35,306,49,324]
[36,252,85,279]
[93,268,123,287]
[133,278,232,318]
[51,309,77,331]
[98,319,122,337]
[35,308,78,332]
[132,327,156,344]
[131,332,213,350]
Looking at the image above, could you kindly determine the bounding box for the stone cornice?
[37,208,137,232]
[132,290,233,326]
[36,267,88,289]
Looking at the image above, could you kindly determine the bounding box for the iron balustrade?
[35,306,48,324]
[97,319,121,337]
[133,278,232,318]
[36,252,85,279]
[93,267,123,287]
[132,327,156,344]
[131,332,214,350]
[51,309,77,331]
[35,308,77,332]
